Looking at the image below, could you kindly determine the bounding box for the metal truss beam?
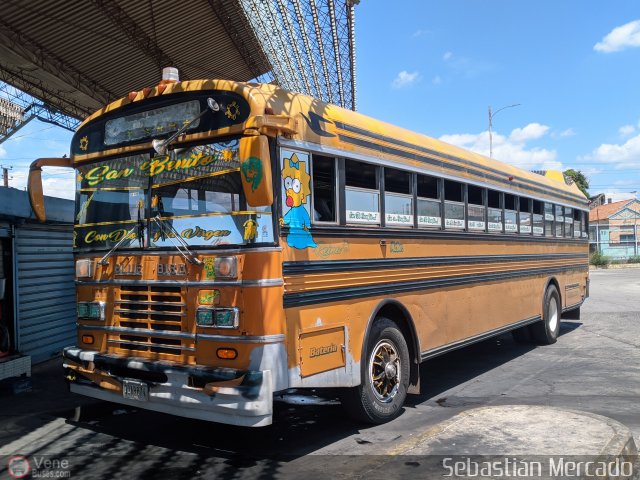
[238,0,356,110]
[0,81,80,144]
[0,18,114,105]
[91,0,175,70]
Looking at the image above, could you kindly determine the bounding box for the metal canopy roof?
[0,0,357,142]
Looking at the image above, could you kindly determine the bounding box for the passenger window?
[311,155,337,223]
[555,205,564,237]
[444,180,465,229]
[582,211,589,238]
[384,168,413,227]
[573,209,581,238]
[565,207,574,238]
[467,185,486,231]
[345,160,380,224]
[504,194,518,233]
[544,203,554,237]
[519,197,532,234]
[488,189,503,232]
[532,200,544,235]
[417,175,441,228]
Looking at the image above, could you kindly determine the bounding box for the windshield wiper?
[98,224,139,266]
[151,215,203,265]
[152,97,220,155]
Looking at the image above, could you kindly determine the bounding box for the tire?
[562,306,581,320]
[531,285,561,345]
[341,318,410,424]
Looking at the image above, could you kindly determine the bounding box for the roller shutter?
[14,224,76,362]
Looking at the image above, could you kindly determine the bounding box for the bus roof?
[77,79,587,208]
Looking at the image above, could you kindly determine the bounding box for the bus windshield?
[74,138,274,251]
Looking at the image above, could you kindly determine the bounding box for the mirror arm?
[28,157,73,222]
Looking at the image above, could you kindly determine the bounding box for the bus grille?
[109,285,194,357]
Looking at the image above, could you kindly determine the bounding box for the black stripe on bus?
[282,264,588,308]
[336,132,585,207]
[303,224,589,244]
[334,121,587,205]
[283,253,588,275]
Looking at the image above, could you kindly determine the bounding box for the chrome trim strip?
[114,309,186,317]
[75,246,282,258]
[197,333,286,344]
[76,278,284,287]
[115,300,186,306]
[564,283,580,290]
[78,324,195,340]
[279,138,586,210]
[107,339,196,352]
[421,315,541,361]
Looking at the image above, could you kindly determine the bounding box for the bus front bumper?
[63,347,274,427]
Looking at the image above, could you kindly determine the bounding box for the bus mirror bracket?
[28,157,73,222]
[238,135,273,207]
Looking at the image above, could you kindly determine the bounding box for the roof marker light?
[162,67,179,83]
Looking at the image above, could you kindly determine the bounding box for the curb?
[385,405,638,458]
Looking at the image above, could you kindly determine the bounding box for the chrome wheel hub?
[369,340,401,402]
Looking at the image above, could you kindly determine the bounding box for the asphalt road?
[1,268,639,478]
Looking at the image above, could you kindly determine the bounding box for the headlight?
[196,307,239,328]
[214,257,237,280]
[76,259,94,279]
[78,301,105,320]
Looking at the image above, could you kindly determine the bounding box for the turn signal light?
[82,335,94,345]
[214,257,237,279]
[217,348,237,360]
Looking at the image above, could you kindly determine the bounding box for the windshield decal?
[280,150,316,250]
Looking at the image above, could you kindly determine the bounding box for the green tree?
[564,169,589,197]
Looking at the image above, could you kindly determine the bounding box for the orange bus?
[28,69,589,426]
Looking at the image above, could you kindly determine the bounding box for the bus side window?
[555,205,564,237]
[488,189,503,233]
[467,184,486,231]
[444,180,465,229]
[345,160,380,225]
[582,211,589,238]
[532,200,544,235]
[417,174,441,228]
[311,155,337,223]
[544,203,554,237]
[519,197,532,235]
[384,168,413,227]
[573,209,581,238]
[504,194,517,233]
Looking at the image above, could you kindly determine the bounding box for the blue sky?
[1,0,639,200]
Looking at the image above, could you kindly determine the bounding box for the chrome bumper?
[63,347,274,427]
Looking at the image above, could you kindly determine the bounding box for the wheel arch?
[363,299,421,394]
[542,276,562,318]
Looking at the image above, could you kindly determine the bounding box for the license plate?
[122,379,148,401]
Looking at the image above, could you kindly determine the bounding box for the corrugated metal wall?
[14,224,76,363]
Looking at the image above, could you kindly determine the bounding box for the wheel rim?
[548,295,559,332]
[369,340,401,402]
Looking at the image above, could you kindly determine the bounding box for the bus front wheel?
[341,318,410,424]
[531,285,561,345]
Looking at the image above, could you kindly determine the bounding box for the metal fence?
[589,224,640,259]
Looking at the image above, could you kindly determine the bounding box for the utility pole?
[1,165,11,187]
[488,104,521,158]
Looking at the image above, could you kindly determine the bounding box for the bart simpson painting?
[280,151,316,249]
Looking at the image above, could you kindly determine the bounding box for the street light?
[488,103,521,158]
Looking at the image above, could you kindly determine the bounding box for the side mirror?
[238,135,273,207]
[28,157,73,222]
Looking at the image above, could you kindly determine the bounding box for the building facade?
[589,198,640,259]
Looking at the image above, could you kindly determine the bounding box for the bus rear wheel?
[531,285,561,345]
[341,318,410,424]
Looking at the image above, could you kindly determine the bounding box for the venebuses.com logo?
[7,455,71,479]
